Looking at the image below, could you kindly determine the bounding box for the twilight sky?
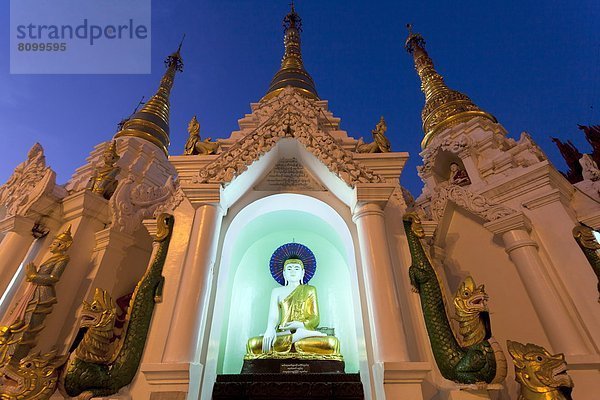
[0,1,598,196]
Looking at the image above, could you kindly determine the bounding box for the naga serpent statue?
[0,349,67,400]
[404,212,503,384]
[572,225,600,302]
[507,340,573,400]
[63,213,174,399]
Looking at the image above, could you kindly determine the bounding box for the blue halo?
[269,242,317,286]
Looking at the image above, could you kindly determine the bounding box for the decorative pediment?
[109,175,184,234]
[430,184,517,223]
[194,87,385,187]
[0,143,63,218]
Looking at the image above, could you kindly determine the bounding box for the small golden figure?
[356,116,391,153]
[449,162,471,186]
[87,141,121,200]
[0,225,73,364]
[183,116,221,155]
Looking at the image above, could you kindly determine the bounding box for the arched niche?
[201,193,364,396]
[432,150,469,185]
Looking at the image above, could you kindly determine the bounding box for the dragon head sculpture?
[507,340,573,400]
[74,288,117,364]
[80,288,117,331]
[0,348,67,399]
[454,276,489,315]
[453,276,491,347]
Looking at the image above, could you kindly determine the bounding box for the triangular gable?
[194,87,385,187]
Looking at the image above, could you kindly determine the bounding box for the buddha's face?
[283,262,304,284]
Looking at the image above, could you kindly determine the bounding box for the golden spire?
[261,3,319,102]
[405,25,496,149]
[114,38,185,155]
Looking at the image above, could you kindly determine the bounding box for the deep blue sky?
[1,1,598,196]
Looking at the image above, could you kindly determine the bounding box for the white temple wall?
[429,205,600,399]
[521,201,600,352]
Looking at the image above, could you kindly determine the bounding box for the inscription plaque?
[280,363,311,374]
[255,157,325,191]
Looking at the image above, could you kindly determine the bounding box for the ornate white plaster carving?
[109,175,183,234]
[193,87,384,187]
[418,136,472,178]
[512,131,547,167]
[580,154,600,182]
[575,154,600,200]
[430,184,517,222]
[0,143,58,218]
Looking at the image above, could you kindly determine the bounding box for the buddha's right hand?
[262,327,277,352]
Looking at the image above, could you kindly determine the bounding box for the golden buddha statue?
[245,258,341,360]
[87,140,120,200]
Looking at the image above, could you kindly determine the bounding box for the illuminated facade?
[0,6,599,400]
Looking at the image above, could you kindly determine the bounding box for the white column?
[163,185,224,363]
[352,200,410,362]
[485,213,590,355]
[42,190,111,348]
[0,216,36,298]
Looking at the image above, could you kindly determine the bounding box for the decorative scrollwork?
[430,184,516,222]
[109,175,183,234]
[0,143,54,218]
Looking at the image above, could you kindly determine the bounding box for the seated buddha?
[246,258,341,360]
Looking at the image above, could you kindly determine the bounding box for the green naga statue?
[63,213,174,399]
[572,225,600,302]
[403,212,504,384]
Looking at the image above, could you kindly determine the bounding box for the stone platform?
[212,373,364,400]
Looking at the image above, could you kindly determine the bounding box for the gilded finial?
[114,41,184,154]
[405,26,496,149]
[261,3,318,101]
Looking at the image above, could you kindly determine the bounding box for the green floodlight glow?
[218,209,360,374]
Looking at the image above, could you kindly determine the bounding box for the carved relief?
[418,136,472,178]
[430,184,516,222]
[194,87,384,187]
[109,175,183,234]
[0,143,57,218]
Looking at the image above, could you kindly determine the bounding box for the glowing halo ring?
[269,242,316,286]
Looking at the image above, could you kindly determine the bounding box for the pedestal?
[212,373,364,400]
